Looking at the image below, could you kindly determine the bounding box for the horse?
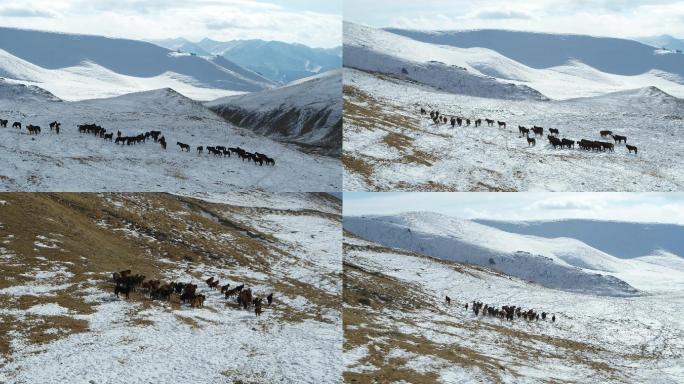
[26,125,41,135]
[255,300,263,317]
[526,133,536,147]
[611,134,627,144]
[518,126,529,136]
[474,119,482,127]
[208,279,220,290]
[114,284,131,299]
[548,136,562,149]
[497,121,506,129]
[626,144,638,154]
[561,138,575,149]
[485,119,494,127]
[238,289,253,310]
[0,119,7,128]
[549,128,559,136]
[177,142,190,152]
[12,122,21,129]
[445,296,451,305]
[197,146,203,154]
[531,126,543,137]
[190,294,205,308]
[600,130,612,138]
[267,293,273,305]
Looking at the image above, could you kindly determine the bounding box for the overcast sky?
[0,0,341,48]
[344,0,684,39]
[344,193,684,225]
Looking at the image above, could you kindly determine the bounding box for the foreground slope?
[343,233,684,383]
[207,70,342,156]
[343,68,684,192]
[0,193,342,383]
[0,84,341,192]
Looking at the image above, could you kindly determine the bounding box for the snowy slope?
[0,27,275,101]
[0,193,342,383]
[0,83,341,192]
[344,22,546,101]
[207,70,342,156]
[152,38,343,84]
[344,234,684,383]
[0,48,246,101]
[0,78,60,102]
[195,38,342,84]
[343,68,684,192]
[343,212,677,296]
[386,28,684,79]
[346,23,684,100]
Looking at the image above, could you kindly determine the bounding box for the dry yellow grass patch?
[0,193,340,358]
[343,240,631,383]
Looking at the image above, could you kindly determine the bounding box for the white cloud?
[343,193,684,225]
[0,0,341,48]
[344,0,684,39]
[0,6,56,17]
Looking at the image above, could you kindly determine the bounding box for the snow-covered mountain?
[342,24,684,192]
[0,78,60,102]
[345,23,684,100]
[151,37,212,57]
[475,219,684,259]
[344,233,684,382]
[0,82,341,192]
[206,70,342,157]
[386,28,684,79]
[153,37,342,84]
[344,22,547,101]
[630,35,684,53]
[0,27,275,101]
[0,192,342,383]
[344,212,684,296]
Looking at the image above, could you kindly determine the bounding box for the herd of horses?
[445,296,556,323]
[1,118,277,166]
[112,269,274,317]
[420,108,639,155]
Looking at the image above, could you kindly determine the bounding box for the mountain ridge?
[0,26,274,95]
[342,212,673,296]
